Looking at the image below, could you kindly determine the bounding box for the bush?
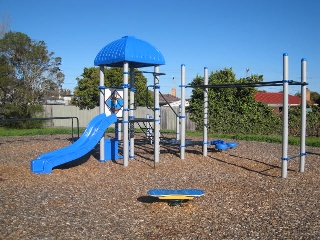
[1,103,45,129]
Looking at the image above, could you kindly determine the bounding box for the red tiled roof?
[254,92,301,105]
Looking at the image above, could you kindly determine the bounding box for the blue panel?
[148,188,205,197]
[94,36,165,68]
[104,138,123,160]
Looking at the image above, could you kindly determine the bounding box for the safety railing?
[0,117,80,142]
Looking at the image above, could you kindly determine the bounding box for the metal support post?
[180,64,186,159]
[99,65,105,162]
[300,58,307,172]
[129,68,135,160]
[281,53,289,178]
[123,62,129,166]
[203,67,208,156]
[154,66,160,163]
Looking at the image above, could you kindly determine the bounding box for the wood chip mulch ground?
[0,134,320,239]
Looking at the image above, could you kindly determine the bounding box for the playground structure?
[30,36,165,174]
[30,36,308,179]
[93,36,165,167]
[178,54,308,178]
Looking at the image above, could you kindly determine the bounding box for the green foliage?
[295,90,320,105]
[288,104,320,137]
[1,103,45,128]
[188,68,282,135]
[0,31,64,128]
[307,106,320,137]
[71,67,153,110]
[105,67,153,106]
[288,107,301,136]
[71,67,99,110]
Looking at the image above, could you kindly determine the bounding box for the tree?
[0,31,65,127]
[71,67,99,110]
[72,67,153,110]
[295,90,320,105]
[188,68,282,135]
[288,104,320,137]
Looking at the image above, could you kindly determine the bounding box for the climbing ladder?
[136,119,166,144]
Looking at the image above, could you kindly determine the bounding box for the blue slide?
[30,113,117,174]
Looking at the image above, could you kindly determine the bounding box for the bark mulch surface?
[0,134,320,239]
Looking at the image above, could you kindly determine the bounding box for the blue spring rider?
[211,140,237,151]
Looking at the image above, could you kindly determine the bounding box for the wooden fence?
[43,105,196,131]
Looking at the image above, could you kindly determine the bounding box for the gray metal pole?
[117,116,122,141]
[180,64,186,159]
[300,58,307,172]
[154,66,160,163]
[129,68,135,160]
[203,67,208,156]
[176,113,180,141]
[123,62,129,166]
[281,53,289,178]
[99,65,105,162]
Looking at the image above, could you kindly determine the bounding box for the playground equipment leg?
[281,53,289,178]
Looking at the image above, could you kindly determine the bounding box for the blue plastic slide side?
[148,188,205,197]
[36,113,106,160]
[30,113,117,174]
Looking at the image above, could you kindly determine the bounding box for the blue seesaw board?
[148,188,205,198]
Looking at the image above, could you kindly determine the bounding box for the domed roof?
[94,36,165,68]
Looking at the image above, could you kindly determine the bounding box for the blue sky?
[1,0,319,98]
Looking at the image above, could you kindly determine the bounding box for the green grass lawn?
[0,127,319,148]
[0,127,85,137]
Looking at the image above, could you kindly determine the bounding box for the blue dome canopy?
[94,36,165,68]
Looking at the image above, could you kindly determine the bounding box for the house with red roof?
[159,88,190,107]
[159,93,181,106]
[254,89,311,113]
